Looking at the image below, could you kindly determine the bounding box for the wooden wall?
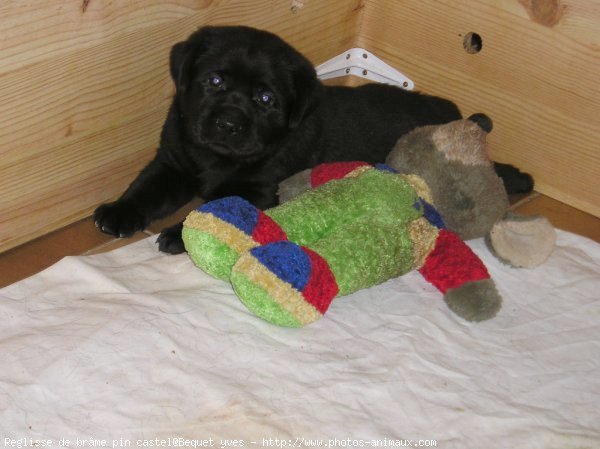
[359,0,600,218]
[0,0,363,252]
[1,0,598,252]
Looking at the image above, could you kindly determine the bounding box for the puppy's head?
[170,26,321,160]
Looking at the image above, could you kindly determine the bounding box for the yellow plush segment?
[408,217,440,269]
[344,165,374,179]
[233,252,323,326]
[183,210,259,254]
[401,174,434,204]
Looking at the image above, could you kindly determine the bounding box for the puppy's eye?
[256,90,275,106]
[209,74,223,87]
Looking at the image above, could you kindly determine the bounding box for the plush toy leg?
[231,242,339,327]
[419,229,501,321]
[182,197,287,280]
[269,168,421,245]
[184,169,420,282]
[278,161,400,203]
[278,162,371,203]
[231,217,416,327]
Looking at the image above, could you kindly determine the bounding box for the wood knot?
[518,0,566,28]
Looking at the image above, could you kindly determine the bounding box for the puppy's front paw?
[157,222,186,254]
[93,201,147,238]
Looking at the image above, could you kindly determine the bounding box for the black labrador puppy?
[94,25,532,254]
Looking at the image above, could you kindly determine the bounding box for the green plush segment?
[312,217,415,295]
[269,169,421,296]
[182,227,239,280]
[267,169,422,247]
[230,271,302,328]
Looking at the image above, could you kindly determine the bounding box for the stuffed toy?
[182,118,555,327]
[279,117,556,268]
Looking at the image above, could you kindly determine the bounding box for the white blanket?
[1,230,599,449]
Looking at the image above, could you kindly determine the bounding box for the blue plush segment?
[250,242,311,291]
[198,197,258,236]
[415,198,446,229]
[375,163,398,173]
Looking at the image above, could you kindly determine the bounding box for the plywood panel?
[0,0,363,252]
[5,0,596,252]
[359,0,600,218]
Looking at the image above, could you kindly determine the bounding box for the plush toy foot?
[444,279,502,321]
[418,229,502,321]
[230,241,339,327]
[182,197,287,279]
[487,212,556,268]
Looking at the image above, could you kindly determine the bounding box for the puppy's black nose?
[215,117,243,135]
[212,108,247,136]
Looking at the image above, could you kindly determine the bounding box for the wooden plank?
[0,0,363,252]
[0,0,211,73]
[359,0,600,218]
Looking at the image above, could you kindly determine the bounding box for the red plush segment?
[301,247,339,314]
[252,210,287,245]
[310,162,371,188]
[419,229,490,294]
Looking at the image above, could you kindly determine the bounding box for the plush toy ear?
[467,112,493,133]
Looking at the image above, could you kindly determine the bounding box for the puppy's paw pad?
[93,202,146,238]
[157,223,186,254]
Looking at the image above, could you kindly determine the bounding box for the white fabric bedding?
[1,230,599,449]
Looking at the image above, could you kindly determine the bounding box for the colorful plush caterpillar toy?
[182,119,556,327]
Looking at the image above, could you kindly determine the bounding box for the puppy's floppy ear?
[288,61,322,129]
[170,41,194,92]
[170,28,215,93]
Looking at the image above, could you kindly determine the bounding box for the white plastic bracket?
[316,48,414,90]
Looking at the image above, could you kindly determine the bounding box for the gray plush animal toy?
[279,117,556,271]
